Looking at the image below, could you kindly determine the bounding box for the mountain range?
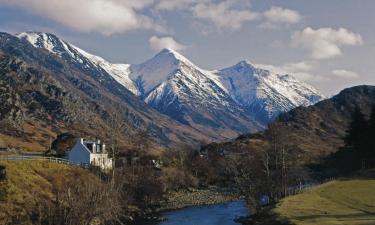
[0,32,207,150]
[16,32,325,140]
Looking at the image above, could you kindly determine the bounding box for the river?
[137,200,249,225]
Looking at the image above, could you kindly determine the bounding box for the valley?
[0,26,373,225]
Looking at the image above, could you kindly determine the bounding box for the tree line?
[335,106,375,171]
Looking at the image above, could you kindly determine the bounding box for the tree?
[107,104,126,186]
[265,122,300,198]
[344,107,368,168]
[226,122,303,212]
[365,105,375,167]
[30,176,123,225]
[132,130,151,153]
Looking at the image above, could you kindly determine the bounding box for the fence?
[271,177,336,201]
[0,155,92,169]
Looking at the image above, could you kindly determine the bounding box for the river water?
[140,200,248,225]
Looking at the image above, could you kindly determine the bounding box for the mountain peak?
[17,31,66,54]
[17,31,58,43]
[219,60,261,78]
[129,48,200,95]
[154,48,193,66]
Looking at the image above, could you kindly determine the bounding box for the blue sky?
[0,0,374,95]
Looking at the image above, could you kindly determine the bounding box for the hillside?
[0,160,98,224]
[0,32,211,151]
[204,85,375,163]
[274,179,375,225]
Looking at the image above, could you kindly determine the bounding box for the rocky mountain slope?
[17,31,324,140]
[0,32,210,150]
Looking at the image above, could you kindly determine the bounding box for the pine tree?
[366,105,375,167]
[344,107,368,168]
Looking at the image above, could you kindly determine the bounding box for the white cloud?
[332,69,359,79]
[291,27,363,59]
[1,0,308,36]
[256,61,326,82]
[262,6,301,28]
[0,0,165,35]
[192,0,259,30]
[283,61,316,73]
[149,36,186,51]
[154,0,199,10]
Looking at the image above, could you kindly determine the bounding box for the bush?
[161,167,198,191]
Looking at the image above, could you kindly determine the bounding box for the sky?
[0,0,374,96]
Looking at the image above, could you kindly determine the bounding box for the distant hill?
[205,85,375,163]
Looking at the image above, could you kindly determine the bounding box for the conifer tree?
[344,107,368,168]
[366,105,375,166]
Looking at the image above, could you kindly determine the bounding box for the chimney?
[79,138,84,144]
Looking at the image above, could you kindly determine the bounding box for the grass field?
[274,179,375,225]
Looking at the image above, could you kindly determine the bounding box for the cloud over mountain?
[261,6,302,28]
[149,36,186,51]
[192,0,259,30]
[291,27,363,59]
[1,0,303,34]
[0,0,165,35]
[332,69,360,79]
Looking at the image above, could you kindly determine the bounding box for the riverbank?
[133,186,239,224]
[240,178,375,225]
[135,200,249,225]
[161,186,239,210]
[274,179,375,225]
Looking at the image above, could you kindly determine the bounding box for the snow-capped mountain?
[129,49,261,138]
[216,61,323,124]
[17,32,139,94]
[17,31,324,139]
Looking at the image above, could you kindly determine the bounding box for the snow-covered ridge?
[17,31,325,127]
[17,32,139,95]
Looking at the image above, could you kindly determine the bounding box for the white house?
[67,138,112,170]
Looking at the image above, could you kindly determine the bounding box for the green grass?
[274,179,375,225]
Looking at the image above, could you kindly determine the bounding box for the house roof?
[81,139,106,154]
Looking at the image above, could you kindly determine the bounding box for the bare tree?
[226,122,302,211]
[264,122,301,198]
[107,104,126,186]
[29,177,123,225]
[131,129,152,155]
